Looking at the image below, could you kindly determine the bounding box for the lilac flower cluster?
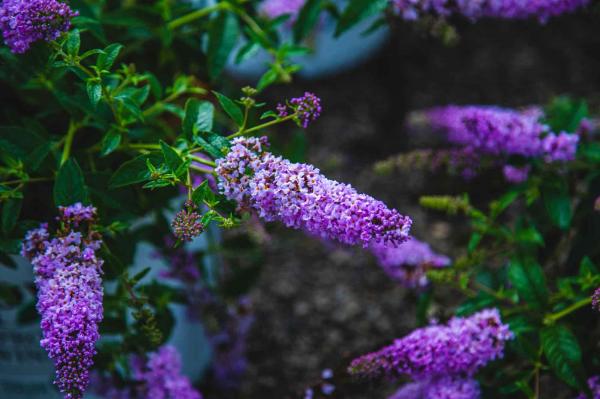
[425,105,579,179]
[91,345,203,399]
[278,92,322,128]
[0,0,78,54]
[172,200,204,242]
[132,345,202,399]
[576,376,600,399]
[348,308,513,380]
[371,238,450,288]
[502,165,531,184]
[21,203,103,399]
[216,137,412,248]
[593,287,600,312]
[261,0,305,19]
[389,376,480,399]
[391,0,589,22]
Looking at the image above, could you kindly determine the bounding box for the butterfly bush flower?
[391,0,589,22]
[172,200,204,242]
[132,345,202,399]
[425,105,579,175]
[216,136,412,248]
[348,308,513,379]
[389,376,480,399]
[21,203,103,399]
[261,0,305,19]
[0,0,78,54]
[576,376,600,399]
[371,238,450,288]
[502,165,531,183]
[278,92,322,128]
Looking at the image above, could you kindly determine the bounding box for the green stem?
[168,3,227,30]
[228,114,296,139]
[544,297,592,324]
[60,120,78,165]
[190,164,216,175]
[127,143,162,151]
[189,155,216,167]
[1,177,54,185]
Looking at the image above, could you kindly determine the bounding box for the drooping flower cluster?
[91,345,203,399]
[423,105,579,180]
[216,136,412,248]
[278,92,323,128]
[389,376,480,399]
[172,200,204,242]
[349,308,512,382]
[132,345,203,399]
[391,0,589,22]
[0,0,78,54]
[21,203,103,399]
[576,376,600,399]
[502,165,531,184]
[592,287,600,312]
[371,238,450,288]
[261,0,305,19]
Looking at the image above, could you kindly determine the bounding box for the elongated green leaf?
[86,80,102,107]
[54,159,89,206]
[100,129,122,156]
[159,141,183,174]
[183,99,214,140]
[2,198,22,234]
[542,180,572,230]
[293,0,323,42]
[335,0,388,37]
[207,12,240,79]
[97,43,123,71]
[213,92,244,126]
[65,29,80,56]
[109,153,163,189]
[508,257,548,309]
[541,325,586,389]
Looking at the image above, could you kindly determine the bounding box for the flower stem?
[60,120,78,165]
[1,177,54,185]
[189,155,216,167]
[544,297,592,324]
[168,3,227,30]
[227,114,296,139]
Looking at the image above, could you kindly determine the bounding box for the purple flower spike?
[371,238,450,288]
[278,92,323,128]
[21,203,103,399]
[349,308,513,380]
[389,376,480,399]
[132,346,203,399]
[392,0,589,22]
[261,0,305,19]
[0,0,78,54]
[216,137,412,248]
[502,165,531,183]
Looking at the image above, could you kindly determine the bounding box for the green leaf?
[100,129,122,157]
[159,141,183,175]
[542,180,572,230]
[545,97,588,133]
[183,99,214,140]
[257,68,278,91]
[97,43,123,71]
[2,198,22,234]
[0,127,45,160]
[213,91,244,126]
[193,132,230,159]
[65,29,81,56]
[293,0,323,42]
[335,0,388,37]
[53,159,89,206]
[541,325,586,389]
[207,12,240,79]
[508,257,548,309]
[86,80,102,107]
[109,153,163,189]
[192,180,217,206]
